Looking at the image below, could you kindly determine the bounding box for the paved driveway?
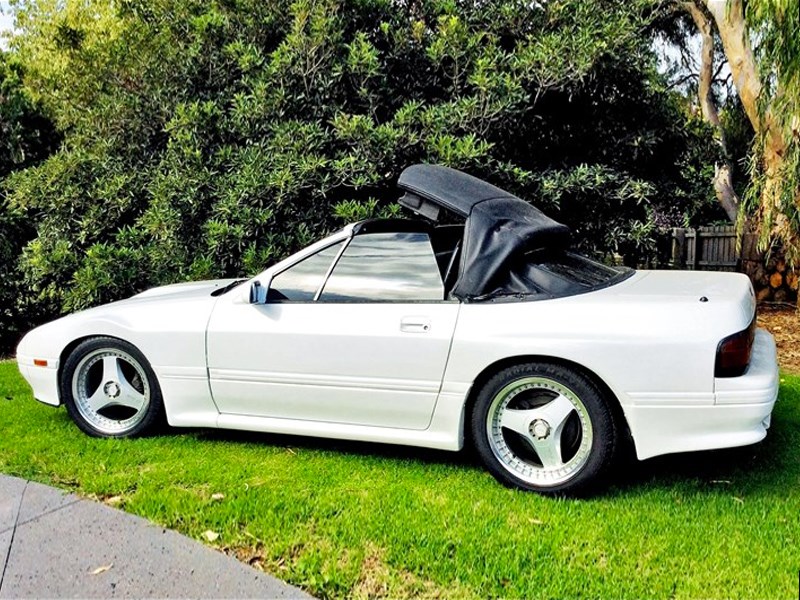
[0,475,312,599]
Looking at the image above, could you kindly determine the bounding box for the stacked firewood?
[741,239,798,303]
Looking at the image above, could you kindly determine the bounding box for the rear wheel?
[471,362,617,496]
[60,337,164,438]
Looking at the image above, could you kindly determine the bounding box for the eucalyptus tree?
[678,0,800,265]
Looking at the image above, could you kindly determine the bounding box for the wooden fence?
[670,225,797,302]
[670,225,739,271]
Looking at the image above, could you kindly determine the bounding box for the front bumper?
[626,328,779,460]
[17,353,61,407]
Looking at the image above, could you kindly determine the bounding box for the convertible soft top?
[397,164,571,300]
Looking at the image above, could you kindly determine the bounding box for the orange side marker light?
[33,359,48,367]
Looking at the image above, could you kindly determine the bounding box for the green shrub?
[3,0,725,326]
[0,52,58,353]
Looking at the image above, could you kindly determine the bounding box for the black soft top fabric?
[397,164,512,216]
[397,165,571,299]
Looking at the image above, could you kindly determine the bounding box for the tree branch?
[712,56,727,81]
[665,72,699,90]
[682,1,719,126]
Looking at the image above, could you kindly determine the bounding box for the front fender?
[16,294,218,418]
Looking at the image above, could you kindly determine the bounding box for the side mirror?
[249,280,268,304]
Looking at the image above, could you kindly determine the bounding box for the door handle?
[400,317,431,333]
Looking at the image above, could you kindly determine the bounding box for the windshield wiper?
[211,279,248,296]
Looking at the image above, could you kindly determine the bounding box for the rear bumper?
[626,329,779,460]
[715,329,780,404]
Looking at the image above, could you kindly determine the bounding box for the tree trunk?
[701,0,796,306]
[703,0,761,129]
[702,0,787,221]
[683,1,740,222]
[712,164,739,222]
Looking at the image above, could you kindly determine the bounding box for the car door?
[206,227,460,430]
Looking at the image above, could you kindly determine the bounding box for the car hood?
[129,279,240,302]
[17,279,241,363]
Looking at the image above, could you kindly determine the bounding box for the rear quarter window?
[536,252,624,288]
[490,251,631,300]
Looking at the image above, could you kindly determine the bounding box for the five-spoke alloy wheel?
[60,337,164,437]
[471,362,618,496]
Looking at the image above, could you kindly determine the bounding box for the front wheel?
[60,337,164,438]
[471,362,618,496]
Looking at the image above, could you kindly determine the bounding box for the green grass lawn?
[1,359,798,599]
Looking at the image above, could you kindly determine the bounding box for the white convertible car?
[17,165,779,494]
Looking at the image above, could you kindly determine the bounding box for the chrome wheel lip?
[486,376,593,487]
[71,348,151,435]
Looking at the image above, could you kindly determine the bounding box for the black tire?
[60,337,164,438]
[470,362,618,496]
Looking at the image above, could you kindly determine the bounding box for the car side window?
[318,232,444,302]
[268,241,344,302]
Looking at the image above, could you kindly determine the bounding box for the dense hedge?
[0,53,58,353]
[0,0,726,352]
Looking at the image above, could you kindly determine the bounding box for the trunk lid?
[614,270,755,325]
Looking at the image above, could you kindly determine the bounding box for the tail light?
[715,316,756,377]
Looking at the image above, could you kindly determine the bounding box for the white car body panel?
[16,228,779,461]
[17,280,229,423]
[207,299,460,429]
